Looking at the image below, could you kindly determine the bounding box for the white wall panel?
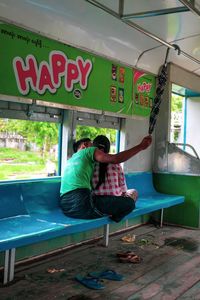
[123,118,153,173]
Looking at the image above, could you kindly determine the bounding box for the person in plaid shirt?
[92,135,138,201]
[60,135,151,222]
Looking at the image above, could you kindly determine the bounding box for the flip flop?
[75,275,105,290]
[119,254,142,264]
[88,269,124,281]
[117,251,136,258]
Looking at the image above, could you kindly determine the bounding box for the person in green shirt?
[60,135,152,222]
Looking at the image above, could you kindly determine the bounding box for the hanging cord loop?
[148,44,181,135]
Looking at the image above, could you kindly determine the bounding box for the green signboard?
[133,70,155,117]
[0,22,155,117]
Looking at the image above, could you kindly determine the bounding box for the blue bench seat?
[0,172,184,284]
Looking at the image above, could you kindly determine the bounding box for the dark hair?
[93,135,110,190]
[73,138,91,153]
[93,135,110,153]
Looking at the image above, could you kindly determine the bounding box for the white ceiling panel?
[0,0,160,71]
[138,45,200,74]
[127,11,200,42]
[0,0,200,75]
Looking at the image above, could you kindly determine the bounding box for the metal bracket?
[164,44,181,66]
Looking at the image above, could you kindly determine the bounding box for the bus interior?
[0,0,200,297]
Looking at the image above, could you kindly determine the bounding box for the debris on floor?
[47,267,65,274]
[121,234,136,243]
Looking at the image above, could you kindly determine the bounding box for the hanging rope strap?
[148,44,181,135]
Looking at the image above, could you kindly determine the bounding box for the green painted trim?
[153,173,200,228]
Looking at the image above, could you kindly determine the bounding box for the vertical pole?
[119,0,124,17]
[9,248,16,282]
[3,250,9,284]
[116,130,120,153]
[103,224,110,247]
[57,123,63,176]
[3,248,16,284]
[61,110,74,174]
[3,248,15,284]
[183,97,187,151]
[160,209,164,227]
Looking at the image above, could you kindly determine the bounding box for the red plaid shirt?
[92,163,127,196]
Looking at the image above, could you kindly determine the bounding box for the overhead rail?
[179,0,200,17]
[122,7,189,19]
[85,0,200,66]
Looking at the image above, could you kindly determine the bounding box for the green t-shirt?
[60,147,96,195]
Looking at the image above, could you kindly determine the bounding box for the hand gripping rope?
[148,44,181,135]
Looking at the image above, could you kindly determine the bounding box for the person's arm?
[94,135,152,164]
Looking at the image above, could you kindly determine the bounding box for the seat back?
[0,177,61,219]
[125,172,157,196]
[21,177,61,214]
[0,182,27,218]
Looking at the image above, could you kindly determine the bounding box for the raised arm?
[94,135,152,164]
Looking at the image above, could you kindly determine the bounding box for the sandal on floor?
[119,254,142,264]
[88,269,124,281]
[75,275,105,290]
[117,251,136,258]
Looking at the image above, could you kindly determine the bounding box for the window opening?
[0,118,60,180]
[76,125,118,153]
[170,87,184,145]
[170,84,200,159]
